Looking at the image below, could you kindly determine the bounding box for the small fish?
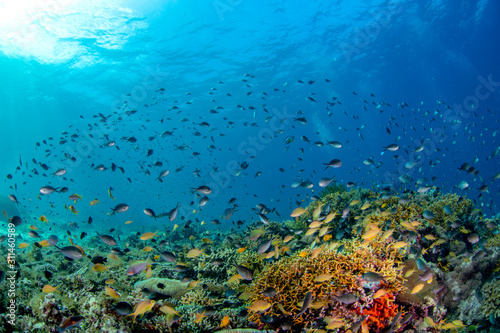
[362,272,383,283]
[143,208,158,220]
[411,283,425,294]
[43,285,59,293]
[140,231,159,240]
[56,246,84,260]
[191,186,212,195]
[8,194,20,205]
[96,232,117,246]
[105,286,120,298]
[169,202,181,221]
[296,291,313,317]
[40,185,59,195]
[111,203,129,214]
[127,300,155,323]
[314,274,334,282]
[248,300,271,313]
[57,316,84,332]
[335,292,358,304]
[127,256,152,276]
[235,264,253,280]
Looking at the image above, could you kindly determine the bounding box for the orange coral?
[356,293,399,331]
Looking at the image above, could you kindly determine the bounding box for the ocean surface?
[0,1,499,332]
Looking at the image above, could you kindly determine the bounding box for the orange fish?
[42,285,59,293]
[69,205,79,215]
[89,199,99,206]
[39,215,49,223]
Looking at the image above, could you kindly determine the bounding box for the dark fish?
[323,159,342,169]
[57,315,84,332]
[362,272,383,283]
[144,208,157,220]
[56,246,84,260]
[262,287,277,298]
[40,185,59,195]
[257,238,273,254]
[335,292,358,304]
[235,264,253,280]
[111,302,133,316]
[48,235,58,246]
[111,203,129,214]
[157,249,176,262]
[96,232,117,246]
[11,216,23,227]
[156,169,169,181]
[8,194,19,205]
[28,230,40,238]
[296,291,312,317]
[191,186,212,195]
[169,202,181,221]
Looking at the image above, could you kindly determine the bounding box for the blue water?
[1,0,499,231]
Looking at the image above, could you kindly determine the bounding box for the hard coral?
[246,238,405,330]
[356,293,399,331]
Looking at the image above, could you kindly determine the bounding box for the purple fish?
[127,256,150,276]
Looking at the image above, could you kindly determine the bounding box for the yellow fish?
[18,243,30,249]
[220,315,230,328]
[38,240,50,247]
[39,215,49,223]
[89,199,99,206]
[105,286,120,298]
[411,283,425,294]
[186,248,205,258]
[350,200,360,206]
[42,285,59,293]
[248,300,271,313]
[227,274,242,283]
[201,237,213,244]
[360,202,371,210]
[127,300,155,323]
[323,234,332,242]
[125,220,134,224]
[324,212,336,223]
[311,248,322,259]
[159,305,179,316]
[237,247,246,253]
[283,235,294,243]
[140,231,159,241]
[105,279,116,285]
[69,205,79,215]
[92,263,108,272]
[290,207,306,217]
[305,228,318,236]
[108,188,115,200]
[373,289,387,299]
[29,225,38,231]
[142,246,153,252]
[393,241,408,249]
[314,274,334,282]
[309,221,323,229]
[299,250,308,257]
[195,310,206,324]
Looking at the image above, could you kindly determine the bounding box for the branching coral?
[245,238,405,330]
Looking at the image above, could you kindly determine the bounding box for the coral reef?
[134,278,190,297]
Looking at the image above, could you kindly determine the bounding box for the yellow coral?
[245,238,405,327]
